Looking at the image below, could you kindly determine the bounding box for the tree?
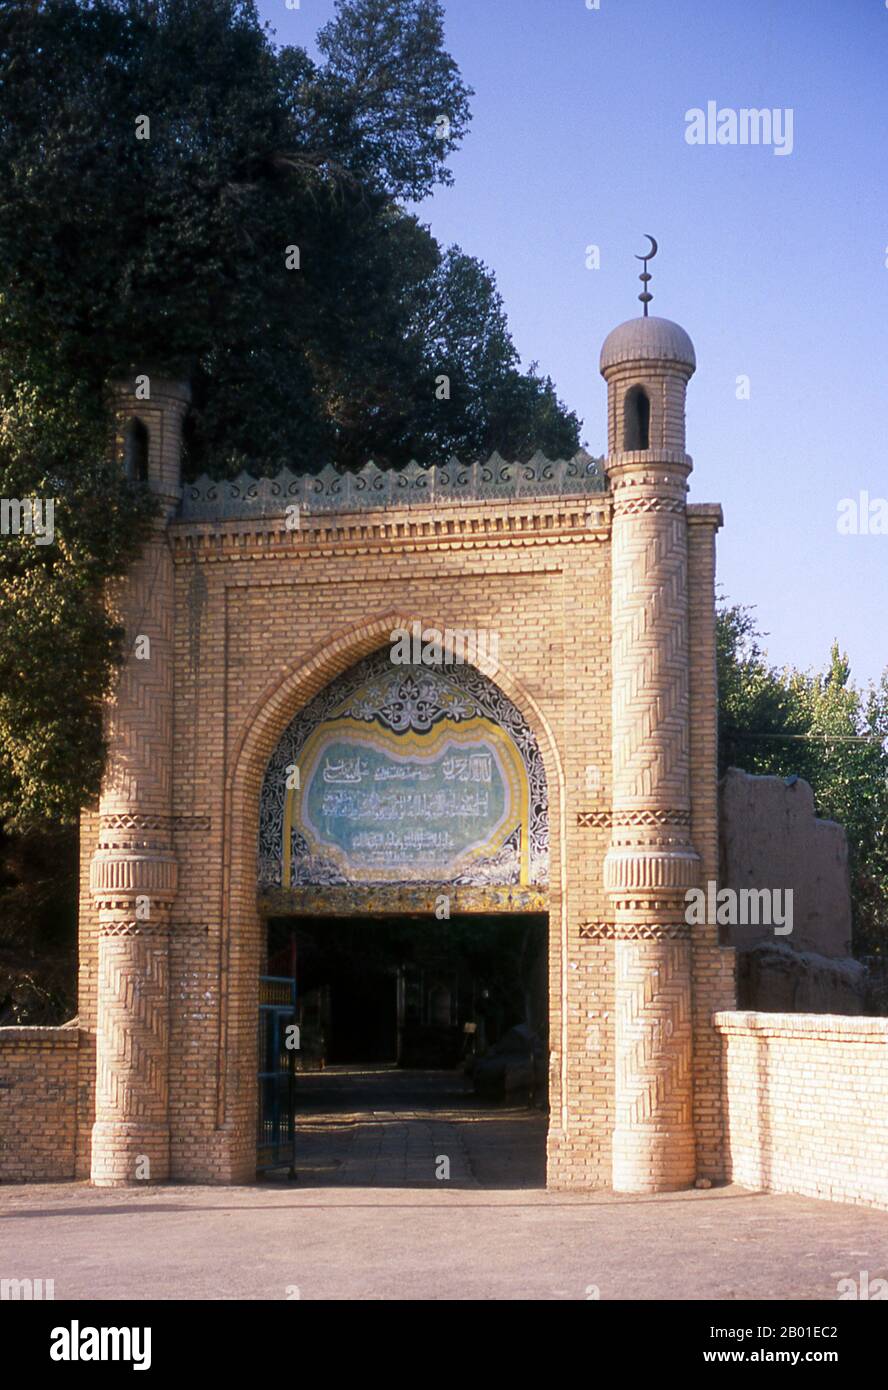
[0,0,582,1019]
[0,0,578,825]
[399,247,581,464]
[717,598,888,958]
[0,373,151,1024]
[0,374,155,825]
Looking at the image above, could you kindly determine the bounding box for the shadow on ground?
[273,1063,548,1190]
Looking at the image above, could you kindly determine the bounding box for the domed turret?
[599,316,696,375]
[599,314,695,457]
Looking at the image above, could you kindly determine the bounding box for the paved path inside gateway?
[3,1066,888,1301]
[287,1063,548,1188]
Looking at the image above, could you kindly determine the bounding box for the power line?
[727,731,887,744]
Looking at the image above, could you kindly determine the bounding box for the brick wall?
[715,1011,888,1210]
[0,1027,80,1180]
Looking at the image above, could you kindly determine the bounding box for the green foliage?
[0,0,469,383]
[314,0,472,200]
[0,0,579,828]
[0,0,581,1013]
[717,598,888,957]
[0,373,155,826]
[0,0,572,480]
[401,247,582,464]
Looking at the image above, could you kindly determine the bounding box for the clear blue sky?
[257,0,888,688]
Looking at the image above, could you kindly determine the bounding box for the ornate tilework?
[259,650,549,890]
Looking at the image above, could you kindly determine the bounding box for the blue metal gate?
[258,975,297,1174]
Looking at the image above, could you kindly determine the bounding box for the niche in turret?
[623,385,650,451]
[123,417,149,484]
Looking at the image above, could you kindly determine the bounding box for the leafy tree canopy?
[0,0,578,477]
[0,0,581,829]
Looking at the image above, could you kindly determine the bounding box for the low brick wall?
[714,1011,888,1210]
[0,1026,80,1181]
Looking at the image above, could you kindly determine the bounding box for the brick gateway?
[66,310,738,1192]
[10,308,837,1197]
[5,309,887,1208]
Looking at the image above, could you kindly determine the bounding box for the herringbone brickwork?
[602,346,701,1191]
[612,939,696,1190]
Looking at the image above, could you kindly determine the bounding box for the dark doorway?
[267,913,547,1068]
[264,913,549,1188]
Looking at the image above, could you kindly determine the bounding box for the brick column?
[89,377,189,1186]
[604,448,699,1192]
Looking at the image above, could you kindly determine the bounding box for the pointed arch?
[216,611,569,1155]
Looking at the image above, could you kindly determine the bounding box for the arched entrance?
[255,645,553,1185]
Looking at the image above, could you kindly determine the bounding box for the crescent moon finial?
[635,235,658,316]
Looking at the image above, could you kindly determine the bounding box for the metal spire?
[635,235,658,316]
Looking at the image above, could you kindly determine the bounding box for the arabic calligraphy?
[322,756,369,784]
[320,787,490,822]
[442,754,491,783]
[321,753,491,786]
[289,724,526,883]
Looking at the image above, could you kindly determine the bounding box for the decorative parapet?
[179,450,606,521]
